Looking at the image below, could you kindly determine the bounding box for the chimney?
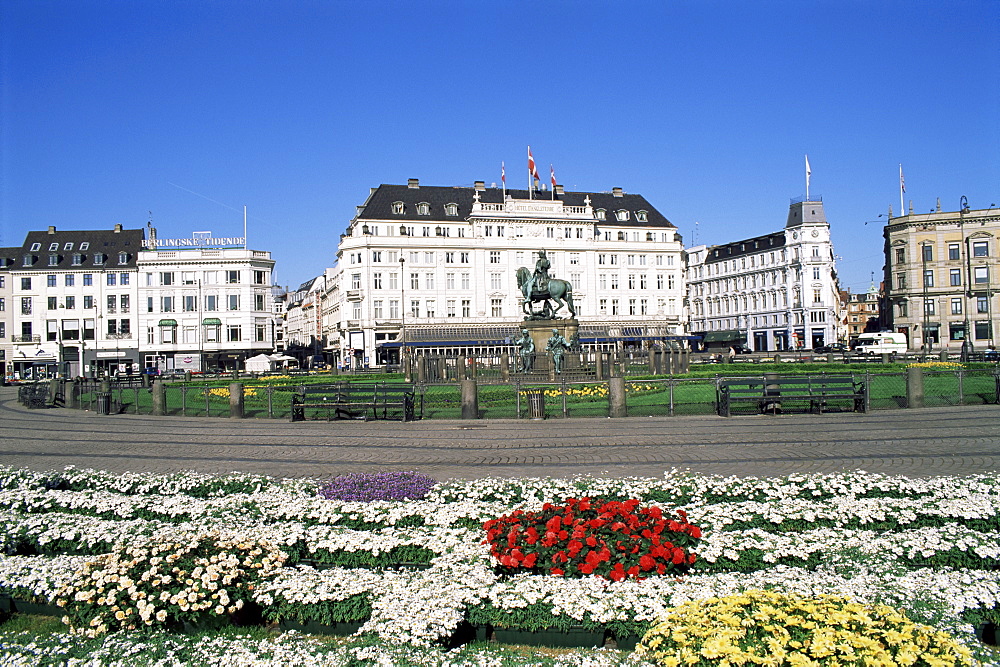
[48,226,56,234]
[612,187,623,197]
[474,181,485,191]
[114,223,123,233]
[554,185,564,195]
[407,178,419,189]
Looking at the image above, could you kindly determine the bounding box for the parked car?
[813,343,848,353]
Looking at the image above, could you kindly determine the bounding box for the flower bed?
[0,466,997,663]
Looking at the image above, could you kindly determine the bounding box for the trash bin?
[96,391,112,415]
[525,389,545,420]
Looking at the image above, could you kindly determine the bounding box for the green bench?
[290,384,415,422]
[717,376,866,417]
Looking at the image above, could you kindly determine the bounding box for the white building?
[6,225,143,379]
[330,179,687,368]
[1,246,21,380]
[685,198,840,351]
[136,230,277,372]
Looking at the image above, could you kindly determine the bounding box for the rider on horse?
[526,250,551,299]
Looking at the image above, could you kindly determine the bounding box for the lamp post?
[922,241,932,354]
[399,254,406,367]
[959,196,973,354]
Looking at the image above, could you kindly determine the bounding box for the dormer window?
[595,208,606,221]
[118,252,128,264]
[63,242,74,250]
[615,210,630,222]
[636,210,648,222]
[49,243,59,251]
[417,202,430,215]
[22,254,33,267]
[94,253,105,265]
[30,243,41,252]
[79,242,89,251]
[48,254,59,266]
[391,201,405,215]
[445,203,458,216]
[71,253,83,266]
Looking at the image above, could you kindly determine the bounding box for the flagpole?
[501,161,506,201]
[805,155,811,201]
[550,165,555,201]
[527,146,532,200]
[898,164,905,215]
[244,205,248,249]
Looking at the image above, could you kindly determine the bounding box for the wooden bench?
[290,384,416,422]
[717,376,866,417]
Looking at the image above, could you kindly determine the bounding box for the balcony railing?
[12,335,41,343]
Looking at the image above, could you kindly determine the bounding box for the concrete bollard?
[152,381,166,416]
[906,367,924,409]
[596,353,606,381]
[939,350,949,362]
[460,379,478,419]
[647,351,656,374]
[229,382,244,419]
[881,353,890,364]
[416,356,426,384]
[500,353,510,382]
[608,376,627,418]
[66,379,80,409]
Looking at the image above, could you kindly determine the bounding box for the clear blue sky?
[2,0,997,294]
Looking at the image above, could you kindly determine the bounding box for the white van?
[852,332,907,355]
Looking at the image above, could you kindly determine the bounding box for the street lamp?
[959,196,973,355]
[922,241,932,354]
[399,254,406,366]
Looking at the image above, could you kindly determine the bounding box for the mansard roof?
[355,183,674,228]
[14,227,145,271]
[704,231,787,264]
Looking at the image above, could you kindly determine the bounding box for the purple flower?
[318,471,436,502]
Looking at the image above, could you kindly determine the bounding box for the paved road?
[1,386,998,481]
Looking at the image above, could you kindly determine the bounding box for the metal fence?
[42,366,1000,420]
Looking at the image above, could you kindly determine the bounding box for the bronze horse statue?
[516,267,576,320]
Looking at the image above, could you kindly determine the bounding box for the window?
[48,254,59,266]
[47,275,57,287]
[596,209,606,221]
[490,251,500,264]
[255,323,267,342]
[569,253,580,265]
[227,294,239,310]
[951,298,963,315]
[388,272,398,289]
[425,273,435,290]
[184,295,197,312]
[372,272,383,289]
[161,296,175,312]
[972,241,989,258]
[491,298,502,317]
[72,253,83,266]
[637,210,648,222]
[924,299,936,315]
[94,253,105,265]
[546,227,554,238]
[812,267,821,280]
[974,266,989,284]
[599,298,607,313]
[950,323,966,341]
[63,274,74,287]
[445,252,455,263]
[461,300,470,317]
[83,295,93,309]
[949,244,960,260]
[922,245,933,261]
[254,270,266,284]
[629,299,636,315]
[205,295,218,311]
[616,210,629,221]
[22,255,33,267]
[490,273,502,290]
[106,295,117,313]
[813,289,822,303]
[389,300,399,318]
[896,273,907,289]
[977,296,989,314]
[409,300,419,318]
[611,275,619,289]
[976,321,992,340]
[48,297,57,310]
[923,270,934,287]
[611,299,619,315]
[445,203,458,216]
[373,300,383,318]
[226,271,239,284]
[227,325,242,342]
[446,273,455,289]
[65,296,75,309]
[461,273,470,289]
[950,269,962,286]
[160,272,173,286]
[426,299,435,317]
[417,202,430,215]
[351,273,361,289]
[391,201,404,214]
[628,274,636,289]
[460,252,470,263]
[897,301,908,317]
[147,296,154,313]
[118,252,128,265]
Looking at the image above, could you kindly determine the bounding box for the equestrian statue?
[515,249,576,320]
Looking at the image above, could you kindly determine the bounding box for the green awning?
[202,318,222,325]
[703,330,746,343]
[158,319,178,327]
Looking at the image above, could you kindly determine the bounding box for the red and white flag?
[501,161,506,184]
[550,164,556,188]
[899,164,905,193]
[528,146,540,183]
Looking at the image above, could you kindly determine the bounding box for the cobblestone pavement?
[1,386,998,481]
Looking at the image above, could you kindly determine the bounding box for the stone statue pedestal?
[518,319,579,375]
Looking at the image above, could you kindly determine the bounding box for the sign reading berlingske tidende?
[142,231,245,250]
